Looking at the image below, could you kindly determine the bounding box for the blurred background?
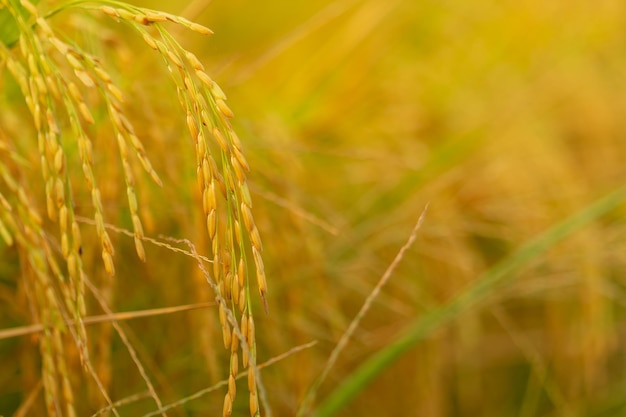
[3,0,626,416]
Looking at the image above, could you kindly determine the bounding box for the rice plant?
[4,1,626,417]
[1,0,266,415]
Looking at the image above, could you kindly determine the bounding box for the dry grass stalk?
[138,341,316,417]
[0,301,215,340]
[83,278,166,417]
[298,205,428,416]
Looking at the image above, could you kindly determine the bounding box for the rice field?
[2,1,626,416]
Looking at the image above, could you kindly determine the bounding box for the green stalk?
[315,184,626,417]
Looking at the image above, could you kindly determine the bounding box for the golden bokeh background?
[3,0,626,416]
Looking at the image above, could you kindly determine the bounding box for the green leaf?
[314,184,626,417]
[0,0,40,49]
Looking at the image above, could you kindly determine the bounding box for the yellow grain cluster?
[0,146,77,416]
[0,0,173,414]
[1,0,266,415]
[96,4,267,416]
[0,1,98,413]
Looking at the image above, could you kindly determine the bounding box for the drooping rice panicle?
[80,5,268,414]
[1,1,267,415]
[0,155,78,417]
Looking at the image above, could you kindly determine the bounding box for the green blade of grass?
[314,184,626,417]
[0,0,39,48]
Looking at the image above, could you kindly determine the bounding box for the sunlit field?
[2,1,626,416]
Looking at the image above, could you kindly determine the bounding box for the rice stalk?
[1,0,266,415]
[297,205,428,417]
[314,183,626,417]
[65,3,269,414]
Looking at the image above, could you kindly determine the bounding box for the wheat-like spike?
[64,40,164,188]
[28,250,66,417]
[44,54,110,280]
[52,329,78,417]
[12,37,92,372]
[59,44,157,267]
[3,2,92,316]
[97,4,214,35]
[112,128,148,262]
[40,328,60,416]
[81,5,269,415]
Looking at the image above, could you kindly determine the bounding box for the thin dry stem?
[84,278,167,417]
[0,302,215,340]
[142,341,317,417]
[298,204,428,416]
